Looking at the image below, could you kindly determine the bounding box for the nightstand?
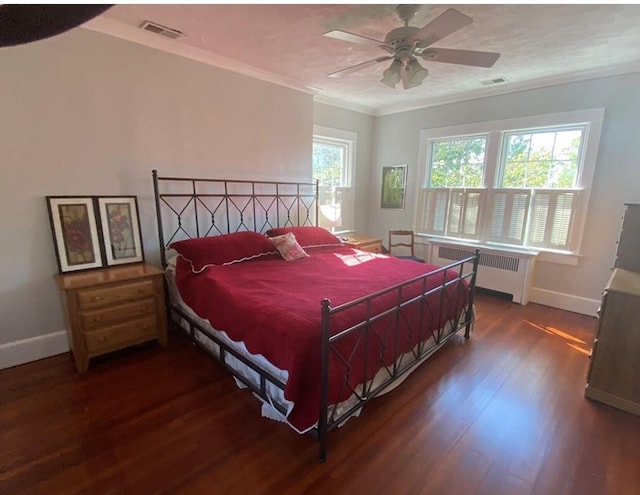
[55,263,168,373]
[343,235,383,254]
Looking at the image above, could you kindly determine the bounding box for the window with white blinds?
[421,188,485,239]
[527,189,579,249]
[486,189,531,245]
[313,126,356,233]
[416,109,604,254]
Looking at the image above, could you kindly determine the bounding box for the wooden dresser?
[613,203,640,272]
[585,204,640,415]
[585,268,640,416]
[342,235,383,254]
[55,263,168,373]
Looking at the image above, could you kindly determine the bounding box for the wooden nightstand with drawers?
[55,263,168,373]
[342,235,383,254]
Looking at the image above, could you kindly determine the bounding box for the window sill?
[536,250,582,266]
[418,235,582,266]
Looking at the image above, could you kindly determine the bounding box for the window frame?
[416,108,604,261]
[312,125,357,234]
[496,124,588,190]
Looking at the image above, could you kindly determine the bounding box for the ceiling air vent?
[140,21,183,40]
[480,77,507,86]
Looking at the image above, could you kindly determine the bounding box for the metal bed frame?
[152,170,479,461]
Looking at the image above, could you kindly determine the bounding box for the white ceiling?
[84,4,640,116]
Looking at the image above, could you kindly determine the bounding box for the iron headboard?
[152,170,319,267]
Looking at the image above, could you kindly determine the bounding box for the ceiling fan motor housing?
[384,26,420,49]
[385,26,422,66]
[324,8,500,87]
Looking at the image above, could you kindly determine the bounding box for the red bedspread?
[174,246,468,431]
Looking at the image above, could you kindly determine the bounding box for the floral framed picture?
[381,165,407,210]
[97,196,144,266]
[46,196,104,273]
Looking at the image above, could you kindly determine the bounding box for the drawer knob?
[93,296,102,302]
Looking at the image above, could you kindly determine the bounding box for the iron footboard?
[317,251,479,461]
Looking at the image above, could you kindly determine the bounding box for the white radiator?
[427,240,538,304]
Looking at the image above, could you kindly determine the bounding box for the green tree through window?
[502,128,583,188]
[429,137,486,187]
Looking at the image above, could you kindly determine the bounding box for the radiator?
[428,241,538,304]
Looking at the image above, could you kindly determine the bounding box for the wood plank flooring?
[2,292,640,495]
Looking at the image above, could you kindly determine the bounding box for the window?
[417,109,604,256]
[429,136,486,187]
[312,126,356,233]
[500,127,584,189]
[423,136,487,239]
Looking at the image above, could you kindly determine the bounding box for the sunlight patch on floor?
[566,343,591,356]
[524,320,591,354]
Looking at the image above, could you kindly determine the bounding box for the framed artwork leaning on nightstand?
[97,196,144,266]
[46,196,104,273]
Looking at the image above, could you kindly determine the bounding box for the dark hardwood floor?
[2,292,640,495]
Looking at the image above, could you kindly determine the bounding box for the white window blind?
[486,189,531,245]
[527,190,578,249]
[419,188,447,235]
[419,188,484,238]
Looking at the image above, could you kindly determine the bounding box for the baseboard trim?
[0,331,69,370]
[529,287,600,316]
[0,289,598,370]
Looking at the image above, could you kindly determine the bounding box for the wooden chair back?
[388,230,416,257]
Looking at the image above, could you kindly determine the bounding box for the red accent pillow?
[170,231,277,271]
[265,226,341,248]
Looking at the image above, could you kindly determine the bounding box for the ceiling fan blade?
[409,8,473,48]
[422,48,501,68]
[328,56,393,78]
[324,29,389,49]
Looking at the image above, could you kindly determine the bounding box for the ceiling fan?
[324,5,501,90]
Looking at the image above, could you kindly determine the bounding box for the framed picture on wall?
[46,196,104,273]
[97,196,144,266]
[381,165,407,210]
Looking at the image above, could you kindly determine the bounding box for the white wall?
[0,27,313,365]
[313,103,375,235]
[371,72,640,309]
[3,24,638,368]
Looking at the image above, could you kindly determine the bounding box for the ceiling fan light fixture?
[324,8,501,89]
[381,59,403,88]
[404,59,429,89]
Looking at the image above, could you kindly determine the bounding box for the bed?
[152,170,479,461]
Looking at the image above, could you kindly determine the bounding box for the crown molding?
[373,61,640,116]
[81,16,315,96]
[313,94,375,116]
[81,16,640,118]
